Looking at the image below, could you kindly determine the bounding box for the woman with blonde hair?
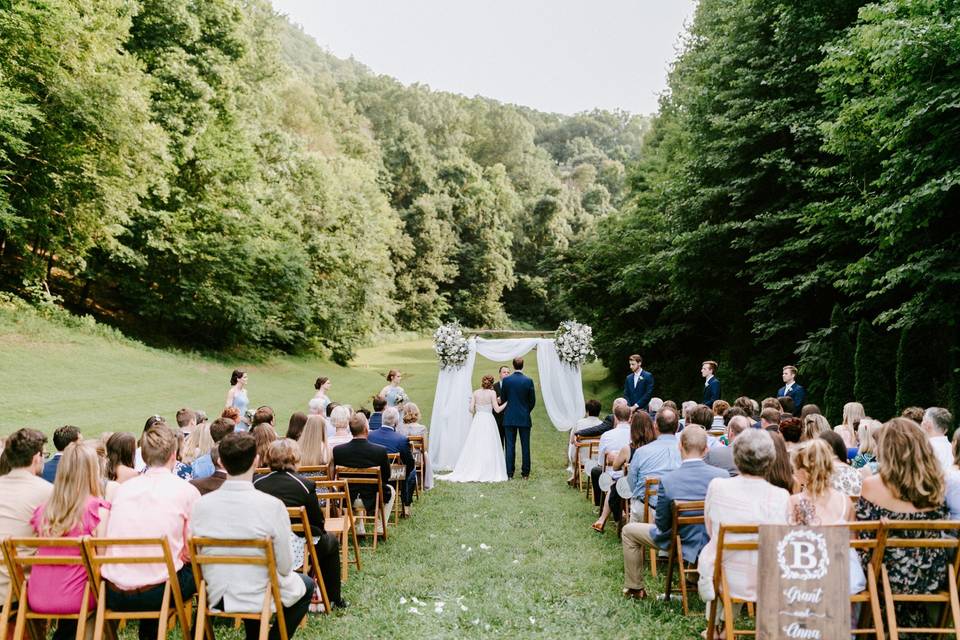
[299,414,332,469]
[399,402,432,489]
[851,418,883,474]
[27,442,111,639]
[800,413,830,442]
[834,401,865,447]
[182,421,214,466]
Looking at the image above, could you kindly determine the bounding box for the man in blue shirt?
[42,425,81,483]
[628,408,681,520]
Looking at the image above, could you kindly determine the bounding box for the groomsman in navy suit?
[701,360,721,408]
[777,365,806,411]
[623,354,654,412]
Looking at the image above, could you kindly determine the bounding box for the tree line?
[0,0,645,362]
[557,0,960,423]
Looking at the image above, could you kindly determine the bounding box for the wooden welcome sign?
[757,525,850,639]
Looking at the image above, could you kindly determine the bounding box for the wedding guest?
[705,416,752,477]
[308,377,332,416]
[254,439,345,608]
[765,431,796,493]
[576,398,627,439]
[28,442,110,640]
[328,406,353,448]
[627,408,681,522]
[252,424,278,468]
[710,401,729,431]
[697,429,790,629]
[369,407,416,515]
[920,407,954,470]
[332,414,394,520]
[732,396,757,421]
[192,417,237,480]
[225,369,250,420]
[857,418,948,629]
[777,395,796,417]
[0,429,53,604]
[368,396,386,431]
[568,399,603,478]
[221,406,242,424]
[623,354,654,412]
[191,433,317,638]
[182,420,213,467]
[834,401,865,447]
[492,366,510,446]
[609,411,658,498]
[851,419,883,474]
[103,423,200,640]
[287,412,308,442]
[777,365,806,410]
[648,397,664,422]
[590,403,632,532]
[400,402,433,490]
[701,360,721,408]
[820,430,862,497]
[800,413,831,442]
[175,408,197,440]
[380,370,406,409]
[759,407,781,430]
[173,430,193,480]
[901,406,925,423]
[105,432,138,483]
[622,426,726,599]
[190,446,227,495]
[778,417,802,453]
[299,415,332,470]
[42,425,81,482]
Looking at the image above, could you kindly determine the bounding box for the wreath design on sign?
[776,529,830,580]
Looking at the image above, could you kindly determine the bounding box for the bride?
[439,375,508,483]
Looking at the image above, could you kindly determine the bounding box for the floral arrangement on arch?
[554,320,596,367]
[433,322,470,370]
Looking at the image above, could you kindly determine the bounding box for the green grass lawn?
[0,304,705,638]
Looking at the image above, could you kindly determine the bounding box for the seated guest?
[399,403,432,490]
[622,426,726,599]
[193,417,237,480]
[103,423,199,640]
[134,415,164,472]
[105,432,139,483]
[182,421,214,468]
[0,429,53,604]
[368,407,416,515]
[704,416,752,477]
[252,424,278,467]
[857,418,948,629]
[834,402,864,448]
[28,442,110,640]
[777,395,795,417]
[778,417,802,453]
[697,429,790,628]
[921,407,954,471]
[299,415,332,470]
[765,431,796,493]
[800,404,822,419]
[254,440,345,608]
[176,408,197,440]
[759,407,781,431]
[710,401,729,431]
[332,413,394,521]
[43,425,81,482]
[286,412,308,442]
[609,411,659,513]
[851,418,882,474]
[800,413,831,442]
[252,406,275,431]
[328,406,353,448]
[590,403,633,532]
[368,396,387,431]
[820,430,861,497]
[627,408,681,521]
[191,433,317,639]
[648,397,664,422]
[901,406,925,424]
[174,430,193,480]
[575,398,626,439]
[568,399,604,478]
[190,446,227,495]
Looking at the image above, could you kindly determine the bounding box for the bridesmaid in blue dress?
[308,376,332,416]
[380,369,407,408]
[226,368,249,429]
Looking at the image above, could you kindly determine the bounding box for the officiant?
[492,365,509,447]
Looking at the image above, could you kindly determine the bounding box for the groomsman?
[701,360,721,408]
[777,365,806,410]
[492,365,509,447]
[623,354,654,412]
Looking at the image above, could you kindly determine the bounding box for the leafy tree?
[853,319,895,421]
[824,306,856,425]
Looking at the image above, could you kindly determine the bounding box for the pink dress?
[27,497,110,614]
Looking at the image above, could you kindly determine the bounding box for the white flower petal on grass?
[485,624,491,631]
[479,543,490,550]
[472,619,480,625]
[460,544,466,549]
[408,607,421,615]
[529,617,536,625]
[512,559,520,564]
[460,604,469,612]
[467,547,473,552]
[399,597,407,604]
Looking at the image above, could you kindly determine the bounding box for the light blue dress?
[231,388,249,418]
[384,386,405,407]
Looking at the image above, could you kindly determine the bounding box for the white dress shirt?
[930,435,954,471]
[598,423,631,479]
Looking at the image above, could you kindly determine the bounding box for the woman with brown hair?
[380,369,407,409]
[764,431,796,493]
[251,423,278,469]
[299,414,332,469]
[105,432,138,483]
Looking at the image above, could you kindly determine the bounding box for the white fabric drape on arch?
[429,337,585,471]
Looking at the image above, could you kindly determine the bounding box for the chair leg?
[156,583,170,640]
[258,591,272,640]
[649,547,658,578]
[0,588,12,640]
[93,583,107,640]
[194,586,207,640]
[11,594,27,640]
[881,567,899,640]
[309,544,330,614]
[947,565,960,638]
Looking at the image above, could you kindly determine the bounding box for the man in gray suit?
[704,415,752,477]
[621,426,727,599]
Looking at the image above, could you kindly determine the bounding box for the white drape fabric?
[429,337,585,470]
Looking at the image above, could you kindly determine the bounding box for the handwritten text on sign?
[757,525,849,640]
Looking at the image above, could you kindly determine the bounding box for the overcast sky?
[271,0,697,116]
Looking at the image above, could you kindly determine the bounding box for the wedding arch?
[429,336,586,471]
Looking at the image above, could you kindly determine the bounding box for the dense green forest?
[0,0,645,362]
[558,0,960,421]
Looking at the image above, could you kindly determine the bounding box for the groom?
[501,357,536,479]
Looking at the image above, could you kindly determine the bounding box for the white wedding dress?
[438,396,508,483]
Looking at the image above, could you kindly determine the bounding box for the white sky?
[271,0,697,116]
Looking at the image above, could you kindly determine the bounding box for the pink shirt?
[28,497,110,614]
[101,467,200,590]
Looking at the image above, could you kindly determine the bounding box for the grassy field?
[0,304,705,638]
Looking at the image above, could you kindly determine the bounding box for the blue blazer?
[500,372,536,428]
[777,384,806,410]
[368,426,415,473]
[651,460,728,562]
[41,455,61,483]
[702,377,721,408]
[623,370,655,410]
[368,412,382,431]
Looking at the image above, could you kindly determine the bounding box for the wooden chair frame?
[285,507,330,614]
[317,480,362,581]
[188,537,287,640]
[386,453,406,525]
[641,477,660,578]
[334,466,389,550]
[297,466,330,484]
[407,436,426,496]
[82,537,192,640]
[0,538,43,640]
[4,537,94,640]
[707,524,759,640]
[662,500,705,615]
[573,437,600,495]
[847,521,885,640]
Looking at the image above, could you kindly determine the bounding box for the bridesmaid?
[308,377,331,416]
[380,369,406,408]
[225,369,249,426]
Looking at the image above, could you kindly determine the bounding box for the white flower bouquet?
[554,320,596,367]
[433,322,470,370]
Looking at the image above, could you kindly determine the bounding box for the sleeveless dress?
[384,386,405,407]
[438,398,507,483]
[231,388,249,416]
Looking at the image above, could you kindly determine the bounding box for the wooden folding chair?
[574,437,600,495]
[334,466,388,550]
[407,436,426,496]
[82,537,192,640]
[707,524,759,640]
[317,480,361,581]
[877,520,960,640]
[847,521,885,639]
[4,537,92,640]
[641,477,661,578]
[662,500,705,615]
[286,507,330,614]
[386,453,408,525]
[189,537,288,640]
[0,537,43,640]
[298,466,329,484]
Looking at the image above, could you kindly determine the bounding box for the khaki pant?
[621,522,658,590]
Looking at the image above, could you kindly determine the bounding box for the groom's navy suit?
[501,371,536,478]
